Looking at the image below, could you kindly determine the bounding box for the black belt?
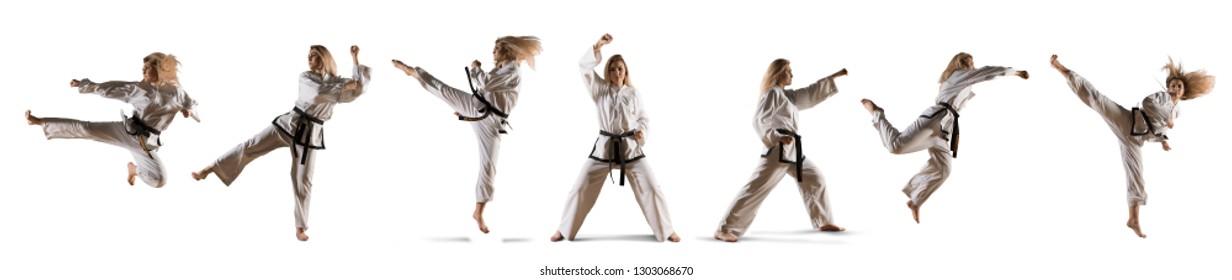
[588,130,645,186]
[760,129,804,182]
[124,114,161,159]
[274,107,326,165]
[1129,107,1168,140]
[920,102,960,158]
[456,67,510,134]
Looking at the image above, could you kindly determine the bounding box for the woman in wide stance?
[392,36,542,234]
[1049,54,1214,238]
[713,58,848,243]
[859,52,1028,223]
[26,52,200,188]
[191,45,371,241]
[550,34,680,242]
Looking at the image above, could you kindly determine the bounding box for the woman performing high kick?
[191,45,371,241]
[26,52,200,188]
[392,36,542,234]
[1049,54,1214,238]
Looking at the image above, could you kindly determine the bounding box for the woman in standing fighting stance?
[859,52,1028,223]
[26,52,200,188]
[713,58,848,242]
[191,45,371,241]
[550,34,680,242]
[392,36,542,234]
[1049,54,1214,238]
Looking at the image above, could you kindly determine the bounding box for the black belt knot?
[920,102,960,158]
[595,130,642,186]
[1129,107,1168,140]
[124,114,161,159]
[290,107,325,165]
[457,67,511,134]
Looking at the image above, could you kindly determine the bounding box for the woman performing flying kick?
[26,52,200,188]
[191,45,371,241]
[392,36,542,234]
[859,52,1028,223]
[713,58,848,243]
[550,34,680,243]
[1049,54,1214,238]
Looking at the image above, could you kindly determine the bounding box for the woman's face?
[608,60,627,85]
[142,59,159,83]
[308,51,322,72]
[779,64,794,87]
[1167,79,1185,98]
[493,43,508,62]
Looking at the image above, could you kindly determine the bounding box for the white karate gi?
[40,79,199,188]
[868,66,1018,207]
[716,77,840,238]
[410,62,521,203]
[555,48,676,242]
[1062,70,1178,206]
[204,65,371,230]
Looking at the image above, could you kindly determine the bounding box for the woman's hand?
[830,68,848,79]
[780,135,793,145]
[594,33,613,50]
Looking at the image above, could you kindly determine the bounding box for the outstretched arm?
[949,66,1027,90]
[783,68,845,110]
[72,79,140,102]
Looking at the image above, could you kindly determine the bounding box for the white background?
[2,0,1229,279]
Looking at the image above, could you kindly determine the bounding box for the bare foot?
[550,231,564,242]
[668,232,681,242]
[25,110,42,125]
[391,60,416,76]
[860,99,881,115]
[473,204,490,234]
[819,224,845,232]
[126,162,137,186]
[713,231,737,242]
[907,200,920,224]
[1127,219,1147,238]
[1050,54,1070,75]
[296,228,310,241]
[191,166,213,181]
[1128,203,1148,238]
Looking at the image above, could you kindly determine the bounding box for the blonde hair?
[143,52,180,85]
[760,58,791,94]
[495,36,543,70]
[604,54,632,87]
[309,45,338,76]
[1162,57,1216,100]
[939,52,974,83]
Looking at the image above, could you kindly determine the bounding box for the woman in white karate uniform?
[191,45,371,242]
[859,52,1028,223]
[1049,55,1214,238]
[713,58,848,243]
[549,34,680,243]
[25,52,200,188]
[392,36,542,234]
